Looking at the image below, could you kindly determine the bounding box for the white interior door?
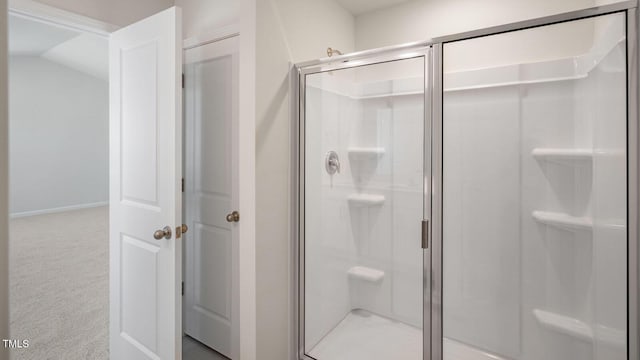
[109,7,182,360]
[183,36,239,358]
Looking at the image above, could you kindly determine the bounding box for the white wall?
[354,0,604,74]
[9,56,108,215]
[263,0,355,63]
[0,0,9,358]
[254,1,354,359]
[354,0,599,51]
[238,0,256,358]
[175,0,239,40]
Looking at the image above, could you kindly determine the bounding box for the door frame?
[0,2,7,358]
[292,1,639,359]
[182,32,240,358]
[181,20,255,360]
[293,44,433,360]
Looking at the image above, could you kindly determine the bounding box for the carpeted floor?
[9,206,109,360]
[8,206,225,360]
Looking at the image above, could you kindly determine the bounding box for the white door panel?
[109,7,182,360]
[183,36,239,358]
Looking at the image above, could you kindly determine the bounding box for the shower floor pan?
[308,310,504,360]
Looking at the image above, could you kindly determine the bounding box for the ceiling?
[8,15,79,56]
[335,0,415,16]
[9,14,108,80]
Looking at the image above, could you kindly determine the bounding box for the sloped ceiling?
[42,33,108,80]
[9,14,78,55]
[9,14,108,80]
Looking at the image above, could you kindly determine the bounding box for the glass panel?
[442,13,627,360]
[303,56,426,360]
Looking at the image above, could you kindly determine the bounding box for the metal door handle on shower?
[325,151,340,175]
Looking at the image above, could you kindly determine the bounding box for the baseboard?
[10,201,109,218]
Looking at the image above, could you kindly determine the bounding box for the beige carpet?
[9,206,109,360]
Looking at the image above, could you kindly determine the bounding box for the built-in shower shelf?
[532,211,592,231]
[532,148,593,164]
[347,266,385,283]
[533,309,593,342]
[357,91,423,100]
[347,147,385,159]
[348,194,385,206]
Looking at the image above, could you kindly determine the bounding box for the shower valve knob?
[325,151,341,175]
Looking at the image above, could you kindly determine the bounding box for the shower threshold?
[308,310,504,360]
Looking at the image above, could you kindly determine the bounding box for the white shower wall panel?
[305,74,425,349]
[390,188,423,326]
[305,86,358,348]
[443,77,615,360]
[443,85,522,358]
[350,94,424,327]
[441,21,627,358]
[587,42,626,360]
[389,95,426,327]
[519,79,594,360]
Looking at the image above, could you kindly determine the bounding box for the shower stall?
[294,3,638,360]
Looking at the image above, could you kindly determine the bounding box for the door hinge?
[182,178,184,192]
[182,73,184,89]
[182,281,184,296]
[421,220,429,249]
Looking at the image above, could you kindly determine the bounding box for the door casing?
[183,34,240,358]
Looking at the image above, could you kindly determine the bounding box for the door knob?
[226,211,240,223]
[153,226,172,240]
[181,224,188,234]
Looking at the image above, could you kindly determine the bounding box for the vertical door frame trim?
[627,8,639,360]
[430,42,443,360]
[182,34,241,358]
[424,45,435,360]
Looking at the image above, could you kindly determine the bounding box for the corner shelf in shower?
[533,309,626,347]
[533,309,593,342]
[347,266,385,283]
[347,194,385,207]
[531,148,593,164]
[532,211,592,231]
[347,147,385,159]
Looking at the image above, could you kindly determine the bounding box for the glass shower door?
[440,12,628,360]
[300,52,429,360]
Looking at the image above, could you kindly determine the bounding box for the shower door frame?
[429,2,639,359]
[293,1,639,359]
[293,44,434,360]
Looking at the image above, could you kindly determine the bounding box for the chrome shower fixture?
[325,151,341,175]
[327,47,343,57]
